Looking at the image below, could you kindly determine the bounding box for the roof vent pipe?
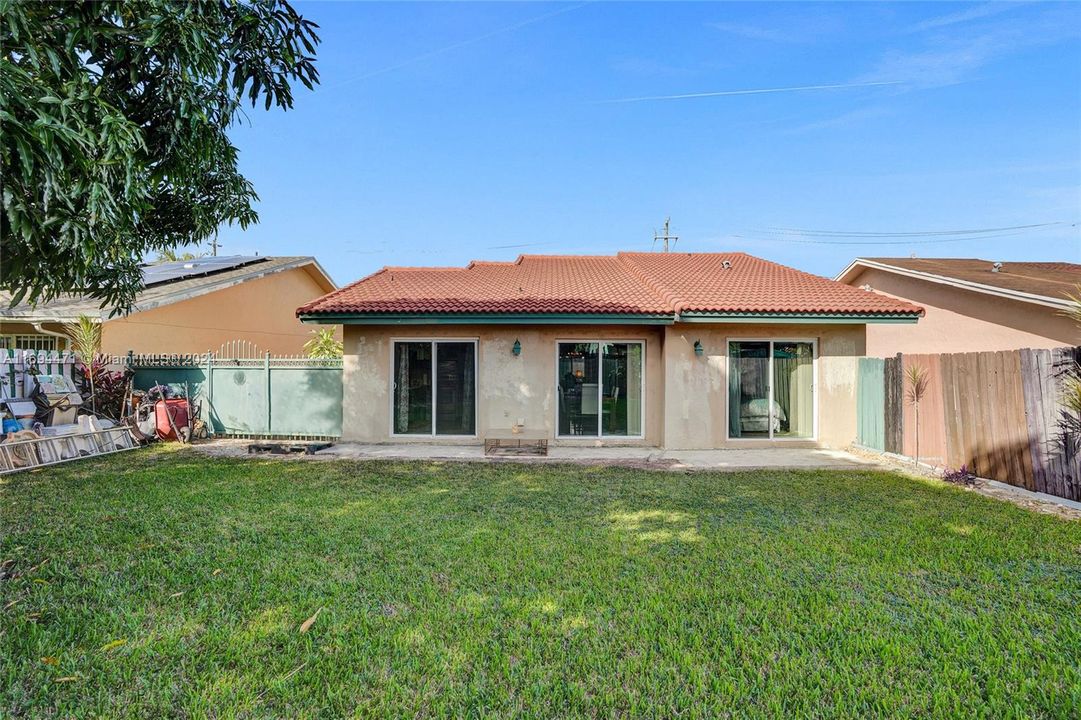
[991,262,1003,273]
[722,260,732,269]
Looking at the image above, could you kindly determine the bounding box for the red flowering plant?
[72,360,129,421]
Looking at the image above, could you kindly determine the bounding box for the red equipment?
[155,399,190,441]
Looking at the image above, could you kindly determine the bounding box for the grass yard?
[2,449,1080,718]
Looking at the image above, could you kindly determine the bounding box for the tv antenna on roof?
[653,217,678,252]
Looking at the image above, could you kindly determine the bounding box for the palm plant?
[905,364,930,466]
[304,328,343,359]
[64,314,103,413]
[1063,284,1081,326]
[1058,286,1081,452]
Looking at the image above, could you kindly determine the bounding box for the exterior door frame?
[388,337,479,438]
[554,339,646,440]
[725,337,818,441]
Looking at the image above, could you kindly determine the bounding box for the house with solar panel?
[1,256,335,356]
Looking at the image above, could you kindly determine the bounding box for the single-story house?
[298,252,922,450]
[1,255,335,356]
[835,257,1081,357]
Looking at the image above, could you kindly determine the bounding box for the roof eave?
[298,311,676,325]
[677,311,921,324]
[835,259,1072,310]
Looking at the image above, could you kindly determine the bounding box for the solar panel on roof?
[141,256,266,286]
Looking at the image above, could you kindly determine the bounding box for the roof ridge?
[296,266,389,315]
[383,266,464,272]
[517,253,622,260]
[616,254,685,314]
[467,260,518,268]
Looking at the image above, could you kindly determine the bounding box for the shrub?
[942,464,976,486]
[74,361,129,421]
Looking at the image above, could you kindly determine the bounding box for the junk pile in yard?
[0,350,206,474]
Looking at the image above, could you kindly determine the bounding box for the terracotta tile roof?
[298,252,923,318]
[618,253,921,315]
[856,258,1081,301]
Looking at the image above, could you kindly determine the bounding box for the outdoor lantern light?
[512,339,521,356]
[693,340,704,357]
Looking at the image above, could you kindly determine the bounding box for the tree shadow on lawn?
[4,453,1081,716]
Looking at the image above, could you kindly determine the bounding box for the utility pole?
[653,217,678,252]
[210,231,220,257]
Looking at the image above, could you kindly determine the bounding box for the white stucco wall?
[342,322,866,450]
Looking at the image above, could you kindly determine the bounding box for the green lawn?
[2,449,1080,718]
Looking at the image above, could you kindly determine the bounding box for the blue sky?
[214,1,1081,285]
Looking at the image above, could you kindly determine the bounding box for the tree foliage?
[1,0,319,314]
[304,327,342,359]
[154,247,207,264]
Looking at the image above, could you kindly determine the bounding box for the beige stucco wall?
[661,323,864,450]
[3,266,334,356]
[102,266,334,356]
[847,267,1080,357]
[342,322,865,450]
[342,324,666,446]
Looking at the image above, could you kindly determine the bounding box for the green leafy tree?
[1,0,319,315]
[304,328,342,359]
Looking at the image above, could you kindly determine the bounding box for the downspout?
[31,322,70,350]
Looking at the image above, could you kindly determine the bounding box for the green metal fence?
[129,350,342,438]
[856,357,885,451]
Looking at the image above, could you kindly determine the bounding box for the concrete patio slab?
[196,439,881,471]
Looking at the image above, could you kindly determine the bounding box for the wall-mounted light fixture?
[512,339,522,356]
[693,340,704,357]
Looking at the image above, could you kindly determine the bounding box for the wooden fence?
[857,347,1080,501]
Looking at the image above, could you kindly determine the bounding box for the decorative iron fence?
[857,347,1080,501]
[126,342,343,439]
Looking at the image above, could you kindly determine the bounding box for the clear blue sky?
[214,1,1081,285]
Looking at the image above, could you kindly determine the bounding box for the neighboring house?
[835,258,1081,357]
[1,256,336,355]
[298,252,922,450]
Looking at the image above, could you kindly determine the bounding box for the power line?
[753,221,1070,238]
[653,217,678,252]
[733,224,1077,246]
[603,80,902,104]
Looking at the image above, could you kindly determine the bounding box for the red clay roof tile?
[298,252,922,318]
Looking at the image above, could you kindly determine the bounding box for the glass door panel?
[772,342,813,438]
[393,342,432,434]
[602,343,643,436]
[728,341,771,439]
[558,343,599,436]
[435,342,476,435]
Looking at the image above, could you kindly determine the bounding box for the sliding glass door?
[557,341,643,438]
[393,340,476,436]
[728,340,814,440]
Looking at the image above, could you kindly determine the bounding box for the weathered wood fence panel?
[883,354,904,454]
[857,345,1081,501]
[901,353,947,467]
